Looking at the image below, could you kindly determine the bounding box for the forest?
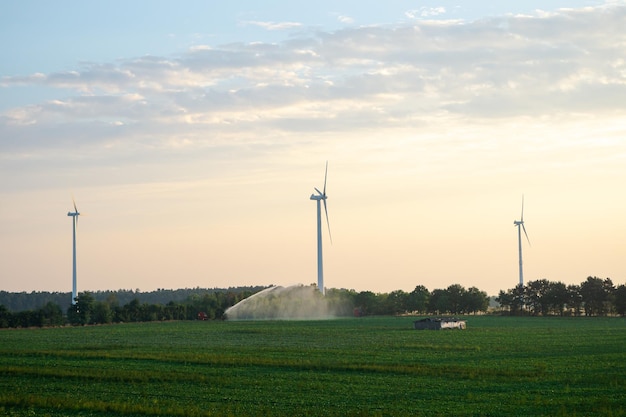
[1,276,625,328]
[497,276,626,316]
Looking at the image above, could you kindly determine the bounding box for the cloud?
[335,14,354,24]
[405,7,447,19]
[2,5,625,163]
[241,20,303,31]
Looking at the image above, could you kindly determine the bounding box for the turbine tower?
[513,195,530,287]
[67,199,80,305]
[310,162,331,294]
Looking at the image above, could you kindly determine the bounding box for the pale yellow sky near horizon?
[3,114,624,296]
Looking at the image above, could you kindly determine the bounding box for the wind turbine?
[310,162,332,294]
[513,195,530,287]
[67,199,80,305]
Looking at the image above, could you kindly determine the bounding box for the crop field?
[0,316,625,416]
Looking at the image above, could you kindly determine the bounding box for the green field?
[0,316,624,416]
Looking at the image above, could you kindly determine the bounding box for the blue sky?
[1,1,625,296]
[2,1,604,75]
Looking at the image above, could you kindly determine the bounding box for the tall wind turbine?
[513,195,530,287]
[310,162,332,294]
[67,199,80,305]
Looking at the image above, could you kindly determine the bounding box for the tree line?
[0,287,265,313]
[345,284,489,316]
[0,288,260,328]
[2,277,624,328]
[0,284,490,328]
[496,276,626,316]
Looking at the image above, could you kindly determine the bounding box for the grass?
[0,316,625,416]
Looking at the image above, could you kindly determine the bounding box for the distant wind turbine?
[310,162,332,294]
[67,199,80,305]
[513,195,530,287]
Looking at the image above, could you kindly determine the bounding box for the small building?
[413,317,466,330]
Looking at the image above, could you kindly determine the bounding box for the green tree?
[406,285,430,314]
[143,303,164,321]
[428,289,450,315]
[567,284,583,316]
[496,285,525,315]
[545,281,569,316]
[125,298,142,321]
[386,290,409,315]
[525,279,551,316]
[165,301,187,320]
[67,292,95,325]
[614,285,626,316]
[0,305,9,328]
[580,277,611,316]
[354,291,379,316]
[496,290,513,313]
[12,310,38,327]
[445,284,466,314]
[39,302,64,326]
[603,278,616,315]
[91,301,113,324]
[464,287,489,314]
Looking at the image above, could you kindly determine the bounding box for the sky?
[1,1,625,297]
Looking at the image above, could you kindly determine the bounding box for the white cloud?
[335,14,354,24]
[2,5,625,165]
[405,7,447,19]
[241,20,303,31]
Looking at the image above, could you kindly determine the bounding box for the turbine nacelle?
[68,199,80,218]
[310,192,327,201]
[514,195,530,245]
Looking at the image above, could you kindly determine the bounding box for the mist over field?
[224,285,350,320]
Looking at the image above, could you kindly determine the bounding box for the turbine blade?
[73,197,78,214]
[522,223,530,246]
[520,194,524,222]
[314,187,323,196]
[323,199,332,244]
[323,161,328,196]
